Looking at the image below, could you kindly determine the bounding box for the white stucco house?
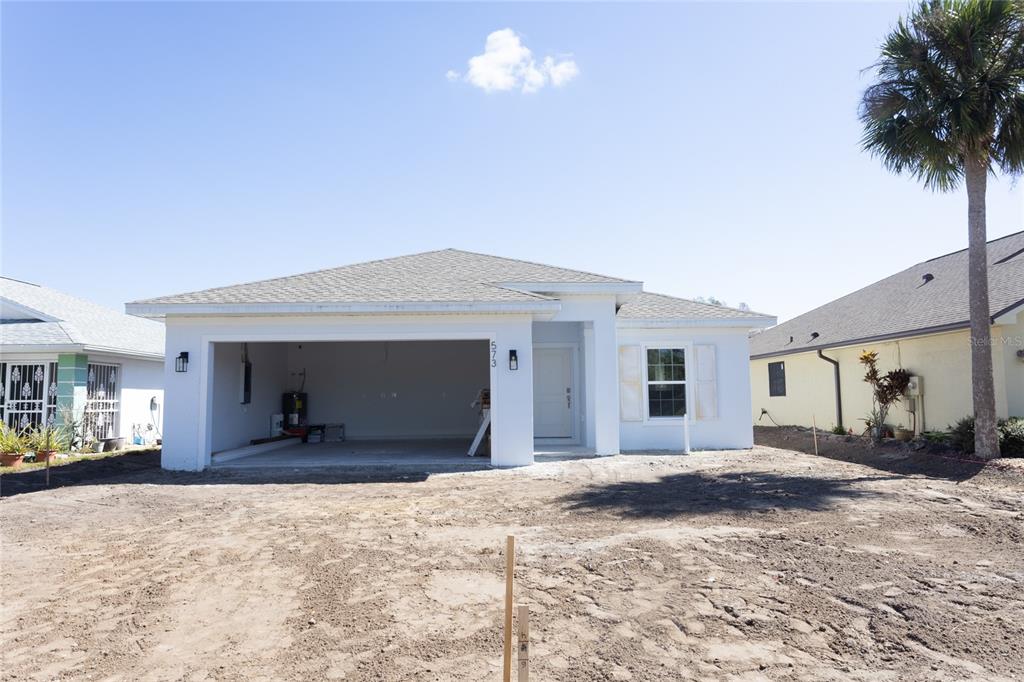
[0,277,165,445]
[125,250,774,470]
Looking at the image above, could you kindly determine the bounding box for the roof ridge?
[444,248,638,284]
[129,248,637,306]
[924,229,1024,263]
[0,276,40,287]
[641,291,774,318]
[126,248,457,305]
[771,237,1005,332]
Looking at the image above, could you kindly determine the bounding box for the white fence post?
[683,412,691,454]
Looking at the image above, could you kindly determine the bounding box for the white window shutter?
[694,344,718,421]
[618,345,643,421]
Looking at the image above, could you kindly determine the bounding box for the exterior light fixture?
[509,349,518,371]
[175,352,189,373]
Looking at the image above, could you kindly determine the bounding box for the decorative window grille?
[83,363,120,440]
[3,362,57,431]
[45,362,58,426]
[0,363,5,425]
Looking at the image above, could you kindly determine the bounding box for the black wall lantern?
[509,349,518,371]
[175,352,189,373]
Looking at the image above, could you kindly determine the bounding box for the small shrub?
[945,416,1024,457]
[0,424,27,454]
[999,417,1024,457]
[858,351,912,441]
[921,431,950,444]
[949,416,976,453]
[831,425,846,436]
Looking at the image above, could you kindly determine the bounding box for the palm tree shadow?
[560,470,896,518]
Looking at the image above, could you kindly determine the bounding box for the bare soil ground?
[2,443,1023,681]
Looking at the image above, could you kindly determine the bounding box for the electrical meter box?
[906,375,923,397]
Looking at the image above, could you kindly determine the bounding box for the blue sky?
[2,2,1020,322]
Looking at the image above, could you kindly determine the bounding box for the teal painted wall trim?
[56,353,88,424]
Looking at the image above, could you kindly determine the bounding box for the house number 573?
[491,341,497,368]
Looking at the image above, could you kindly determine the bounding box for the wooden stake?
[503,535,515,682]
[45,430,51,488]
[517,604,530,682]
[812,415,819,457]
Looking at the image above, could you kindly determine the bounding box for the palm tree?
[860,0,1024,458]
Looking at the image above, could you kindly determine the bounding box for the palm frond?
[860,0,1024,189]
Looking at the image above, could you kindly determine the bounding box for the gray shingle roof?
[130,249,637,306]
[750,231,1024,358]
[1,278,164,357]
[617,292,775,323]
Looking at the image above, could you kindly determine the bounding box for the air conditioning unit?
[906,375,923,397]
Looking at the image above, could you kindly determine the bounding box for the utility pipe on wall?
[816,350,843,431]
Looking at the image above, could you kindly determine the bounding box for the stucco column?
[160,322,208,471]
[583,324,597,449]
[592,313,620,455]
[490,318,534,467]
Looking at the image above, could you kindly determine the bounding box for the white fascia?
[0,343,84,356]
[0,343,162,361]
[124,300,563,318]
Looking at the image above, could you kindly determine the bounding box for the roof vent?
[922,273,934,284]
[810,332,820,340]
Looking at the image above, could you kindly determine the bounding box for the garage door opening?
[207,340,491,466]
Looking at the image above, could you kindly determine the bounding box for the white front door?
[533,347,574,439]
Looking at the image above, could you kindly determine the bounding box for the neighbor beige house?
[750,231,1024,435]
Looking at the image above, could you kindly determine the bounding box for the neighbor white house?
[125,249,774,470]
[0,277,165,445]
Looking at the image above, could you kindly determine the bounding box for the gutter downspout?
[817,350,843,430]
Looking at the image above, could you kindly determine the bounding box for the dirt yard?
[2,444,1023,681]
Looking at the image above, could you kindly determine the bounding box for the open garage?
[208,339,491,464]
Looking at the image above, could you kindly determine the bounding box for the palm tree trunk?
[965,156,1000,459]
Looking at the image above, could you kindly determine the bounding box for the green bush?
[1000,417,1024,457]
[949,417,976,453]
[921,431,950,444]
[946,416,1024,457]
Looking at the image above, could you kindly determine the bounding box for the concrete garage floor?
[212,439,595,471]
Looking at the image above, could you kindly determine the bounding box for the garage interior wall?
[286,341,489,440]
[211,342,289,452]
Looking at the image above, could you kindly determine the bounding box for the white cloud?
[544,56,579,88]
[450,29,578,94]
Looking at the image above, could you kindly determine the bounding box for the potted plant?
[0,424,28,468]
[27,424,68,464]
[894,424,915,442]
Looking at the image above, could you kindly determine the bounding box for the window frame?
[768,361,786,397]
[642,345,690,423]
